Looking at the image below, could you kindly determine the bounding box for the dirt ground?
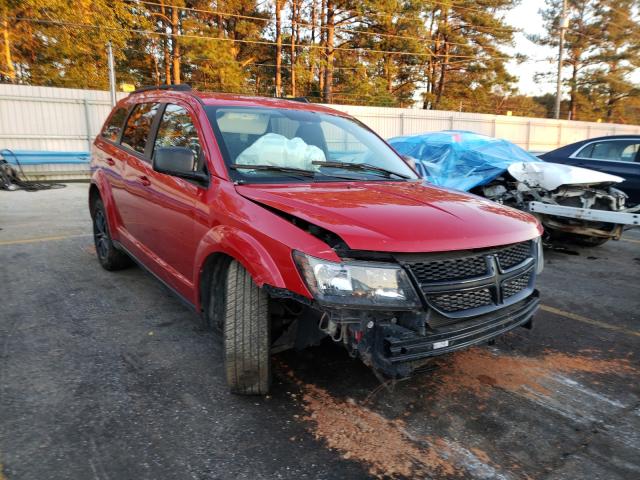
[1,183,639,480]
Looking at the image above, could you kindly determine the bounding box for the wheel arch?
[194,225,302,312]
[89,173,120,242]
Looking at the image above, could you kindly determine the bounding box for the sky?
[505,0,557,96]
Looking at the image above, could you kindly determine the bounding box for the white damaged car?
[388,131,639,246]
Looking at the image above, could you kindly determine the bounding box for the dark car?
[539,135,640,205]
[89,85,542,395]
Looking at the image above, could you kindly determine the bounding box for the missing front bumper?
[360,292,539,377]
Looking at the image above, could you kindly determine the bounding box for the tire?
[92,198,132,271]
[223,260,271,395]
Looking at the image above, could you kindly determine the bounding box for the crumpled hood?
[236,181,542,253]
[508,161,624,190]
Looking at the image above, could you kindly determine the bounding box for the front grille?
[496,242,531,270]
[401,241,535,318]
[503,271,532,298]
[428,288,493,313]
[409,256,487,283]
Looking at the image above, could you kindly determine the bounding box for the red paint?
[91,90,542,311]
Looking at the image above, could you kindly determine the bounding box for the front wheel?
[92,198,132,270]
[223,260,271,395]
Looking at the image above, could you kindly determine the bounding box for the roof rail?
[131,84,192,94]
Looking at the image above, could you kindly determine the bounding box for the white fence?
[1,84,639,153]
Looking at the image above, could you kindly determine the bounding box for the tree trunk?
[318,0,325,97]
[2,18,16,83]
[569,63,578,120]
[290,0,297,97]
[159,1,171,85]
[171,6,180,85]
[275,0,283,97]
[323,0,335,103]
[385,55,393,93]
[309,0,317,83]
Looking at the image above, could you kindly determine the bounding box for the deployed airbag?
[235,133,326,170]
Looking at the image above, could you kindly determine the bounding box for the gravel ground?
[1,183,639,480]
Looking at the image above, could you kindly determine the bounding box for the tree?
[587,0,640,122]
[420,0,519,111]
[535,0,640,122]
[535,0,601,120]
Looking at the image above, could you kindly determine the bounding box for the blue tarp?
[388,130,539,191]
[0,150,90,165]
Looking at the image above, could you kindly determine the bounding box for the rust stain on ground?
[428,347,637,399]
[299,382,460,479]
[282,348,636,479]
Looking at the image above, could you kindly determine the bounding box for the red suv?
[90,85,543,394]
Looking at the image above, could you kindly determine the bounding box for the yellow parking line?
[541,304,640,337]
[621,237,640,245]
[0,233,92,246]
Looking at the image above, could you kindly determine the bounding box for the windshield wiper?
[312,161,411,179]
[230,164,316,177]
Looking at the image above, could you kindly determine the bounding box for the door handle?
[105,157,115,166]
[138,175,151,187]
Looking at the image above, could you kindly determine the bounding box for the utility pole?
[107,41,117,107]
[554,0,568,120]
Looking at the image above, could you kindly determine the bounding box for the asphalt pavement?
[1,183,639,480]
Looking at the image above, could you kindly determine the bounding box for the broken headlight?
[534,235,544,274]
[293,251,421,309]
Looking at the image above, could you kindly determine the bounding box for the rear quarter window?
[120,103,161,156]
[100,107,128,142]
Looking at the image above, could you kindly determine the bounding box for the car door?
[571,139,640,204]
[94,106,130,223]
[134,102,209,297]
[116,102,162,253]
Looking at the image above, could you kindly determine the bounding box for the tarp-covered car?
[389,131,639,246]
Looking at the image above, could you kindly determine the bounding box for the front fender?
[193,225,311,310]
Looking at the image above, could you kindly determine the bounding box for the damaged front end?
[268,240,542,379]
[478,162,635,243]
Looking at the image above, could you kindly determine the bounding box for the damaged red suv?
[89,85,543,394]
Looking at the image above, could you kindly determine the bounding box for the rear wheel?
[92,198,131,270]
[223,260,271,395]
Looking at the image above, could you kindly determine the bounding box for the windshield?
[205,106,418,183]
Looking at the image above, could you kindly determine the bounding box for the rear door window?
[101,107,128,142]
[120,103,160,157]
[576,140,640,162]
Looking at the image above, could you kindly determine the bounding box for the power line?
[5,16,514,62]
[126,0,518,50]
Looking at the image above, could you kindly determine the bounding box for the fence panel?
[1,84,639,154]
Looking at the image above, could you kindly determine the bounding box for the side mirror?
[153,147,208,183]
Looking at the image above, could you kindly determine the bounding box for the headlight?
[534,236,544,274]
[293,251,421,309]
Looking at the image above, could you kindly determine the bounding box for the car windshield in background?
[204,106,418,183]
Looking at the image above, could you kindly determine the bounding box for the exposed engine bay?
[476,162,630,244]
